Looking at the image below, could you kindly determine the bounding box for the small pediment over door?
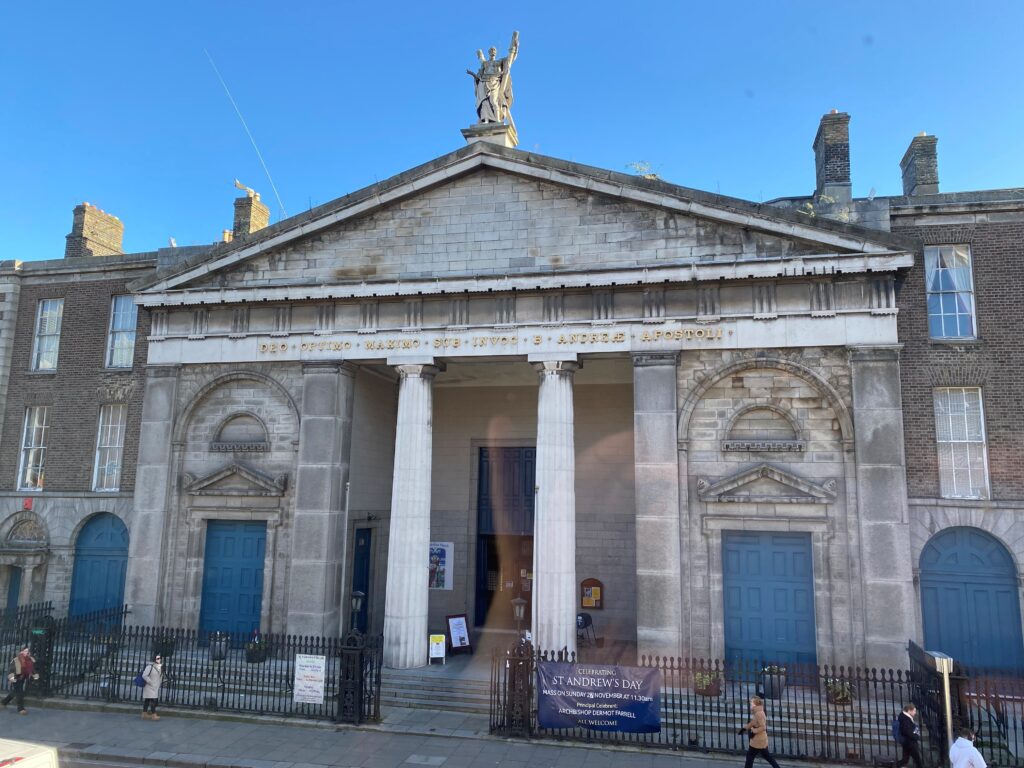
[696,463,837,503]
[184,464,287,497]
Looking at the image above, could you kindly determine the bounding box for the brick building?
[1,110,1021,673]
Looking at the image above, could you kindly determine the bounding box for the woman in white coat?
[141,654,164,721]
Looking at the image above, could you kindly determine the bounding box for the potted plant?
[825,677,854,706]
[760,665,787,700]
[209,631,229,662]
[694,670,722,697]
[245,629,267,664]
[152,634,176,659]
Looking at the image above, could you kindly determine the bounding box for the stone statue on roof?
[466,31,519,130]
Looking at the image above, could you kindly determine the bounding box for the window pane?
[924,246,976,340]
[93,404,127,491]
[31,299,64,370]
[19,406,49,490]
[933,387,988,499]
[106,296,138,368]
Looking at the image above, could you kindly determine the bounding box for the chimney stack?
[900,133,939,196]
[64,203,124,258]
[233,190,270,238]
[813,110,852,203]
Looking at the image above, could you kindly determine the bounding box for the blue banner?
[536,661,661,733]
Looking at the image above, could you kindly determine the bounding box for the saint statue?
[467,31,519,129]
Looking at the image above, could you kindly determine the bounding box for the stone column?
[531,358,579,656]
[849,346,916,668]
[383,363,439,669]
[632,353,682,659]
[287,362,357,636]
[125,364,180,625]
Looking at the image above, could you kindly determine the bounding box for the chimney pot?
[900,134,939,196]
[65,202,124,258]
[812,111,852,203]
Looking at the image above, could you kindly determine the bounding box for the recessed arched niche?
[210,412,270,453]
[721,405,806,453]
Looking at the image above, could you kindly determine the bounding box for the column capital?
[301,360,358,378]
[632,352,679,368]
[848,345,903,364]
[394,363,443,379]
[532,360,581,376]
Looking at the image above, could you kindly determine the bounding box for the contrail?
[204,48,287,218]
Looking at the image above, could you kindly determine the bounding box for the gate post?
[505,638,534,738]
[337,631,365,724]
[932,652,955,753]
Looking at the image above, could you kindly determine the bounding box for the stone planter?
[209,634,229,662]
[761,672,786,700]
[245,645,267,664]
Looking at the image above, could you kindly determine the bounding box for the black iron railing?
[0,600,53,634]
[492,646,915,765]
[21,607,381,724]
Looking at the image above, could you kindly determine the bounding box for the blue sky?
[2,1,1021,260]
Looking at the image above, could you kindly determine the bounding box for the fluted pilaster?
[532,360,579,655]
[383,363,438,669]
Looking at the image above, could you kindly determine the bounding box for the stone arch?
[911,507,1024,581]
[724,403,804,442]
[67,510,128,551]
[173,370,299,445]
[0,512,49,548]
[678,355,854,445]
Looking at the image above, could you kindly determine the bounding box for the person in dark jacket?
[896,704,924,768]
[2,646,39,715]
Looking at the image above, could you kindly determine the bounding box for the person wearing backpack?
[2,646,39,715]
[140,654,164,720]
[896,704,923,768]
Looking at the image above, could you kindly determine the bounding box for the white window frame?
[925,244,977,340]
[30,299,64,371]
[92,404,128,492]
[17,406,50,491]
[106,295,138,368]
[934,387,990,499]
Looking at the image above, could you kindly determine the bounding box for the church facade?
[3,110,1022,673]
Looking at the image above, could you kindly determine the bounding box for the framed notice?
[292,654,326,705]
[446,613,473,654]
[429,634,446,664]
[429,541,454,590]
[581,578,604,610]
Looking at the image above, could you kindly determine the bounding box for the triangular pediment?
[184,463,287,497]
[697,463,837,503]
[134,143,914,299]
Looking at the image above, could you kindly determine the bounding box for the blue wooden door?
[6,567,22,614]
[723,531,817,668]
[351,528,372,633]
[920,527,1024,671]
[69,513,129,617]
[199,521,266,637]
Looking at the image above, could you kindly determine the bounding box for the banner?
[292,654,326,705]
[537,662,661,733]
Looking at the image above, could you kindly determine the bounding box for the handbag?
[134,666,148,688]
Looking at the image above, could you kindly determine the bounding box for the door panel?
[69,513,129,617]
[199,521,267,638]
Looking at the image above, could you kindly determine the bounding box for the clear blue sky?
[2,1,1021,261]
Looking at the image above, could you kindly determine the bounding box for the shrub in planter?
[760,665,787,700]
[152,636,176,659]
[825,678,854,706]
[209,632,229,662]
[694,670,722,697]
[245,641,267,664]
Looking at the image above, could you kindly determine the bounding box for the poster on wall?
[429,541,454,590]
[446,613,473,654]
[292,654,326,705]
[537,662,661,733]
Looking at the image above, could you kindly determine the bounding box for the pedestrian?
[2,646,39,715]
[738,696,782,768]
[141,653,164,721]
[950,727,987,768]
[896,704,924,768]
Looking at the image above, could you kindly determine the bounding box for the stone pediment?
[134,142,914,301]
[184,464,287,497]
[696,463,837,503]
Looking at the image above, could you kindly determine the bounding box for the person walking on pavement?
[896,704,924,768]
[141,654,164,720]
[739,696,783,768]
[2,646,39,715]
[950,727,987,768]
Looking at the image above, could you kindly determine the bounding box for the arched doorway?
[920,527,1024,671]
[69,513,129,617]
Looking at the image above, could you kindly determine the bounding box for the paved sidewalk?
[0,702,827,768]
